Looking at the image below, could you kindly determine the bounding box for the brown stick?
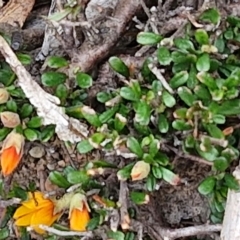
[150,224,222,240]
[70,0,140,72]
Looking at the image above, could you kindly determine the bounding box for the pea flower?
[131,160,150,181]
[0,130,25,176]
[0,88,9,104]
[13,192,61,234]
[69,193,91,231]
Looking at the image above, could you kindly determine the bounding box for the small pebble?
[58,160,66,167]
[29,146,45,158]
[47,163,55,171]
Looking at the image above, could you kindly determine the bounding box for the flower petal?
[1,146,20,176]
[70,205,90,231]
[22,192,53,209]
[30,205,61,234]
[13,205,35,219]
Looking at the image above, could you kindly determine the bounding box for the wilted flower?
[13,192,61,234]
[131,160,150,181]
[69,193,90,231]
[0,130,25,176]
[0,111,21,128]
[0,88,9,104]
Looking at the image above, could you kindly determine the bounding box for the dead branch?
[221,166,240,239]
[150,224,222,240]
[0,35,89,143]
[70,0,140,72]
[0,197,21,207]
[119,180,130,230]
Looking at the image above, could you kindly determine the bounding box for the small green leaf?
[160,167,180,185]
[152,166,162,179]
[173,108,187,119]
[17,53,31,65]
[162,90,176,108]
[93,160,117,168]
[99,105,119,123]
[184,135,195,148]
[172,120,192,131]
[146,174,156,191]
[120,87,139,101]
[48,7,72,21]
[194,85,211,100]
[200,8,220,24]
[223,68,240,88]
[23,128,39,141]
[87,216,100,231]
[187,65,198,89]
[109,56,129,77]
[114,113,127,132]
[169,71,189,89]
[77,140,94,153]
[174,38,194,51]
[214,35,225,53]
[90,133,105,146]
[0,227,9,239]
[55,84,68,101]
[224,29,234,40]
[137,32,163,45]
[198,176,216,195]
[0,128,11,141]
[97,92,113,103]
[107,231,125,240]
[76,72,93,89]
[155,152,169,166]
[46,56,68,68]
[224,173,239,190]
[20,103,33,118]
[6,100,17,112]
[41,72,67,87]
[205,124,224,139]
[67,170,90,184]
[196,72,217,89]
[134,100,151,125]
[157,47,172,65]
[158,114,169,133]
[49,171,71,188]
[214,157,229,171]
[40,125,55,142]
[81,106,101,127]
[117,163,135,181]
[217,99,240,116]
[177,87,196,106]
[130,191,149,205]
[149,139,160,157]
[212,114,225,124]
[195,143,219,161]
[0,63,16,86]
[26,117,42,128]
[196,53,210,72]
[127,137,143,158]
[66,105,83,119]
[195,29,209,45]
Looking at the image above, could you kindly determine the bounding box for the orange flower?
[0,130,24,176]
[13,192,61,234]
[69,193,90,231]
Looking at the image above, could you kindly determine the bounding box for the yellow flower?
[1,130,25,176]
[13,192,61,234]
[69,193,90,231]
